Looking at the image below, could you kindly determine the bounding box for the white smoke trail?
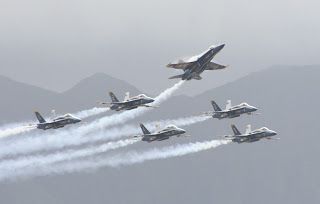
[0,138,139,176]
[0,114,208,158]
[147,115,211,130]
[0,107,108,139]
[73,107,109,119]
[153,80,185,105]
[97,140,231,167]
[0,139,229,181]
[0,125,36,139]
[0,115,209,169]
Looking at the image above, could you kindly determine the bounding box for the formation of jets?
[30,43,277,144]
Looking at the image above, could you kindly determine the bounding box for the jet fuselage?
[36,114,81,130]
[110,97,154,111]
[209,101,258,120]
[226,128,277,143]
[213,106,258,119]
[139,125,186,142]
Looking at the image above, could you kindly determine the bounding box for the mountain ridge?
[0,65,320,204]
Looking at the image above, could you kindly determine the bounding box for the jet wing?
[265,137,280,140]
[233,135,251,143]
[142,135,159,142]
[110,101,126,105]
[225,108,240,114]
[98,101,125,107]
[166,62,193,69]
[141,104,159,108]
[205,62,227,70]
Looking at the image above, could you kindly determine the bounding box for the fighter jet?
[206,100,258,119]
[224,124,278,143]
[34,112,81,130]
[135,123,187,142]
[99,92,155,111]
[167,44,227,80]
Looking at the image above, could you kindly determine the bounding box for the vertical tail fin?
[245,124,252,134]
[211,101,222,111]
[140,123,151,135]
[226,100,232,110]
[231,124,241,135]
[109,92,119,103]
[124,92,130,101]
[35,112,46,123]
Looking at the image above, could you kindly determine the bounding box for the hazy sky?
[0,0,319,95]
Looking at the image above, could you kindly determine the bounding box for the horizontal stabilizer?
[169,74,184,79]
[97,101,112,107]
[192,75,202,80]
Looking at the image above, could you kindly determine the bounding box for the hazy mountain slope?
[0,66,319,204]
[59,73,141,113]
[0,75,57,123]
[0,73,141,123]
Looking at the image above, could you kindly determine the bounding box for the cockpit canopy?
[137,94,147,98]
[259,127,270,131]
[54,113,78,121]
[239,103,249,107]
[129,94,151,100]
[165,125,178,129]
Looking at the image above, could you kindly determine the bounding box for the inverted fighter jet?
[136,123,187,142]
[100,92,155,111]
[167,44,227,80]
[34,112,81,130]
[207,100,258,119]
[224,124,278,143]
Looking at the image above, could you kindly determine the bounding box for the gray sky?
[0,0,319,95]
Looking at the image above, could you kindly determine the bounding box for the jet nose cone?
[179,129,186,134]
[270,131,277,136]
[251,106,258,111]
[75,118,82,123]
[216,44,225,51]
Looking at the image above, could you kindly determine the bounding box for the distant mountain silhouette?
[1,65,320,204]
[0,75,57,123]
[145,65,320,120]
[0,73,141,123]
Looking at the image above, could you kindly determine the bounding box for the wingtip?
[166,64,173,68]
